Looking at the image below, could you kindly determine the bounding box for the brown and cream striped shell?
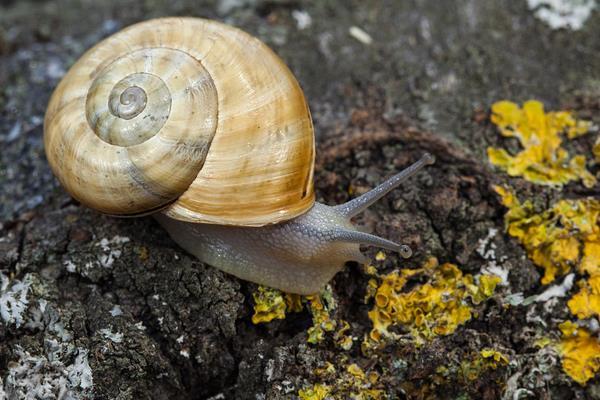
[44,17,315,226]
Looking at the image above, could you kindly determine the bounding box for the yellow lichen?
[470,274,503,305]
[302,362,384,400]
[334,320,354,350]
[581,241,600,277]
[306,294,337,344]
[534,337,553,348]
[558,321,600,385]
[367,257,500,344]
[251,286,288,324]
[347,363,365,379]
[251,286,352,346]
[285,293,304,313]
[298,383,332,400]
[487,100,595,187]
[364,278,379,304]
[136,246,149,262]
[362,264,379,277]
[496,186,600,385]
[458,349,510,381]
[480,348,510,369]
[568,275,600,319]
[460,359,483,382]
[314,362,337,377]
[495,186,600,284]
[490,102,600,385]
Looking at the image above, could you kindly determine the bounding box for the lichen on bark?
[1,0,600,399]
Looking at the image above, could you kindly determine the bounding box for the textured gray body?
[155,154,433,294]
[155,203,365,294]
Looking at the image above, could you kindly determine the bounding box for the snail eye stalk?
[335,153,435,218]
[328,153,434,258]
[328,229,413,259]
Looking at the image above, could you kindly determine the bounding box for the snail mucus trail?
[43,17,435,295]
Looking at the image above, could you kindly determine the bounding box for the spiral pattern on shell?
[44,18,315,225]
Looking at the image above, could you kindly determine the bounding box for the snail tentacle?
[327,228,412,258]
[335,153,435,218]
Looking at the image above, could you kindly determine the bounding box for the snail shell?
[44,17,315,226]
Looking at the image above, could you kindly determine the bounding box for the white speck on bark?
[292,10,312,30]
[0,273,30,328]
[349,26,373,45]
[527,0,596,30]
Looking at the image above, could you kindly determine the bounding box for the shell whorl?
[109,84,147,121]
[44,18,315,225]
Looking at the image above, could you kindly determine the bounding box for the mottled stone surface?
[1,0,599,399]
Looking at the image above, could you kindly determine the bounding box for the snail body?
[44,17,434,295]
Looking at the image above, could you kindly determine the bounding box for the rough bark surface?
[1,1,599,399]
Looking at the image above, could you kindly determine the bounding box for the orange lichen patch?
[495,186,600,284]
[301,362,384,400]
[568,275,600,319]
[367,257,500,344]
[487,100,595,187]
[558,321,600,385]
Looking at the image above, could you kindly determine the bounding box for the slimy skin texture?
[156,153,435,294]
[156,203,364,294]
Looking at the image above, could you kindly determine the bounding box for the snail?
[43,17,434,295]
